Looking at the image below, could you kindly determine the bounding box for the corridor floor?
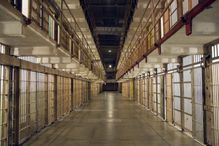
[23,92,202,146]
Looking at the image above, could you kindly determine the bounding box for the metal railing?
[116,0,207,79]
[9,0,104,80]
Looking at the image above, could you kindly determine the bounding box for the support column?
[45,74,48,125]
[154,68,158,115]
[163,64,168,121]
[54,75,58,121]
[178,57,184,131]
[71,78,74,111]
[203,44,213,146]
[133,78,136,101]
[88,81,91,101]
[13,67,20,145]
[8,67,14,145]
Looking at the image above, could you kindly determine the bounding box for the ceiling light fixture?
[109,65,112,68]
[108,50,112,53]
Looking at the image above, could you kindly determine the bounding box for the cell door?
[141,79,144,105]
[19,70,38,143]
[136,79,140,104]
[143,78,147,107]
[183,69,193,134]
[142,79,145,106]
[152,77,157,114]
[0,65,9,146]
[158,75,165,119]
[19,69,30,143]
[144,78,148,107]
[36,73,47,131]
[29,71,37,135]
[172,72,182,129]
[166,74,173,124]
[48,75,55,124]
[57,76,63,118]
[130,80,134,100]
[157,76,162,117]
[73,79,77,108]
[148,78,153,110]
[63,78,71,115]
[182,56,193,135]
[138,79,142,105]
[192,66,204,143]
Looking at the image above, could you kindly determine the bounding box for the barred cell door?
[182,68,193,134]
[139,79,143,105]
[36,73,47,131]
[0,65,9,146]
[144,78,149,108]
[48,74,55,125]
[166,74,173,124]
[172,72,182,129]
[152,77,157,114]
[157,75,165,118]
[130,80,134,100]
[182,56,194,135]
[136,79,140,104]
[148,78,153,110]
[192,66,204,143]
[29,71,37,135]
[142,78,146,106]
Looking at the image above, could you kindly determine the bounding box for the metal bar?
[117,0,216,80]
[0,53,91,81]
[13,67,20,145]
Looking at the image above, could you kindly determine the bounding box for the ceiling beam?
[94,26,125,35]
[87,4,127,8]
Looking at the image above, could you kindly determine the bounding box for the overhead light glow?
[109,65,112,68]
[108,50,112,53]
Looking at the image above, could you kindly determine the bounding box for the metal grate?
[63,77,71,115]
[193,67,204,143]
[136,79,140,104]
[144,77,149,108]
[19,69,30,143]
[166,74,173,124]
[152,77,157,114]
[29,71,37,136]
[173,72,182,128]
[139,78,143,105]
[157,75,164,119]
[36,73,47,130]
[148,78,153,110]
[48,75,55,124]
[0,65,9,146]
[18,69,50,143]
[182,56,193,134]
[73,79,78,108]
[57,76,64,118]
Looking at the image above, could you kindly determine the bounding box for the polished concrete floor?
[23,92,202,146]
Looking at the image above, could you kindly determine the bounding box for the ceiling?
[80,0,138,79]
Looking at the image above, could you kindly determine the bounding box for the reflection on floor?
[23,92,202,146]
